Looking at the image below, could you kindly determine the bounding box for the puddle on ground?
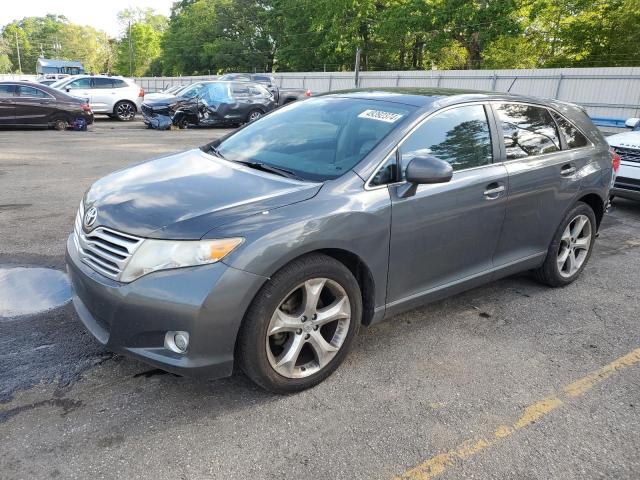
[0,267,72,318]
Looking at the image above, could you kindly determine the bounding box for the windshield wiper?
[209,145,226,159]
[233,160,303,180]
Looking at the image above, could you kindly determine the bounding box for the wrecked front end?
[142,98,231,130]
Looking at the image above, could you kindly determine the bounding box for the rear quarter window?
[0,85,14,97]
[112,79,128,88]
[551,112,589,149]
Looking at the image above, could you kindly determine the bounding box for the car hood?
[83,149,321,239]
[144,92,179,101]
[607,131,640,150]
[143,95,186,108]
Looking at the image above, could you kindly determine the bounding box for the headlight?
[120,237,243,283]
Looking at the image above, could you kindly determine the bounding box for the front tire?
[534,202,596,287]
[113,101,136,121]
[237,254,362,393]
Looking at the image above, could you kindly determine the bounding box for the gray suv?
[66,88,615,392]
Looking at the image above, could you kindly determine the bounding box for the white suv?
[607,118,640,201]
[51,75,144,121]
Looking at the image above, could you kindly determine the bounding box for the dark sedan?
[0,81,93,129]
[141,81,276,128]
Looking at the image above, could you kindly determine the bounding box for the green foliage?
[114,9,168,76]
[0,15,114,74]
[0,36,12,73]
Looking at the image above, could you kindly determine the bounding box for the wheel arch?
[315,248,376,326]
[244,247,378,328]
[113,99,137,113]
[577,192,605,230]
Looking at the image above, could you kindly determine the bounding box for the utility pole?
[354,48,362,88]
[128,20,133,76]
[15,30,22,73]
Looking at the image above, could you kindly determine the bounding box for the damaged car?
[141,81,276,129]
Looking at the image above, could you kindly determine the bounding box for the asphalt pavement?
[1,119,639,480]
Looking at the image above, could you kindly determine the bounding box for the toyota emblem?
[84,206,98,228]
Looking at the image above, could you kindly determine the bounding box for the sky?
[0,0,176,38]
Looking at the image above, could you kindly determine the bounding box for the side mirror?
[398,155,453,198]
[405,155,453,184]
[625,118,640,129]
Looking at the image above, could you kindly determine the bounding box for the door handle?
[560,164,576,176]
[483,183,505,198]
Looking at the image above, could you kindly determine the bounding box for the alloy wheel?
[116,102,135,121]
[557,214,592,278]
[266,278,351,379]
[248,111,262,122]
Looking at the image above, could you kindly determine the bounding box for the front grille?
[141,104,154,116]
[613,146,640,164]
[73,204,143,281]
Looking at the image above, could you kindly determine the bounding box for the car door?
[64,77,92,105]
[0,84,16,125]
[13,85,56,126]
[386,103,508,309]
[491,102,585,266]
[90,78,115,112]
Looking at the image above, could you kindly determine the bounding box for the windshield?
[216,97,415,181]
[50,78,71,89]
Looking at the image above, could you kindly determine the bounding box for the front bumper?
[612,163,640,201]
[66,233,267,378]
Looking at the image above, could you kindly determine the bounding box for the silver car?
[51,75,144,121]
[66,88,616,392]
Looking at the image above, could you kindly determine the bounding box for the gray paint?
[66,88,613,379]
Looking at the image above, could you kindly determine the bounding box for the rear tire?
[52,118,68,131]
[534,202,596,287]
[246,109,263,123]
[237,254,362,393]
[113,101,136,121]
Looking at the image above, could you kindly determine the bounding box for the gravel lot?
[1,119,639,480]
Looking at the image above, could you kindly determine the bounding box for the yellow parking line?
[395,347,640,480]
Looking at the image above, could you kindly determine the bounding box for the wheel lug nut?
[296,329,302,335]
[312,314,317,320]
[305,334,310,340]
[301,316,307,322]
[313,325,318,331]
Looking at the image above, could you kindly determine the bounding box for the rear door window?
[231,83,251,98]
[249,85,270,98]
[112,79,128,88]
[551,112,589,149]
[495,103,561,159]
[93,78,114,89]
[400,104,493,173]
[17,86,51,98]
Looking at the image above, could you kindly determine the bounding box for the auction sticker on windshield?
[358,109,404,123]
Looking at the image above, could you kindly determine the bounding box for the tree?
[0,15,113,74]
[0,36,12,73]
[161,0,273,75]
[114,8,167,76]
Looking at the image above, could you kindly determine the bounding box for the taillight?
[139,87,145,98]
[610,147,621,173]
[304,89,312,97]
[80,103,91,112]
